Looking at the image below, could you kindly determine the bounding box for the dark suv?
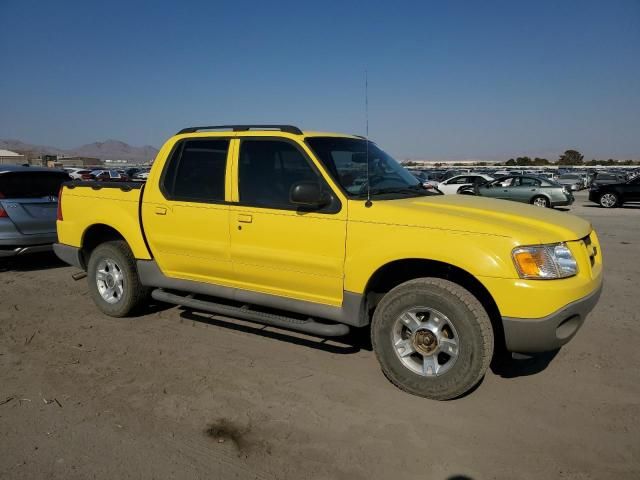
[588,176,640,208]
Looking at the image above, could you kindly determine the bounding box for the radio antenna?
[364,69,372,207]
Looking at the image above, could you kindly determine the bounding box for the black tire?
[531,195,550,208]
[371,278,493,400]
[87,240,149,317]
[599,192,619,208]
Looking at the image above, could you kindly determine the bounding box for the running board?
[151,289,350,337]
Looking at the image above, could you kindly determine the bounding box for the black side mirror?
[290,182,330,208]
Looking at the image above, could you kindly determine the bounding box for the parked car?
[557,174,584,191]
[588,176,640,208]
[0,165,70,257]
[132,169,150,181]
[64,168,93,180]
[89,169,130,182]
[54,124,602,400]
[406,169,440,188]
[460,175,573,208]
[437,174,493,195]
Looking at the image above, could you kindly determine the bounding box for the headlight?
[512,243,578,279]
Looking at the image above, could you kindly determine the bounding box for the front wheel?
[371,278,494,400]
[599,192,619,208]
[87,240,149,317]
[531,195,550,208]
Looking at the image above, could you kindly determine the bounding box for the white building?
[0,149,26,165]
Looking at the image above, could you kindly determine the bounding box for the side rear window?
[162,139,229,202]
[0,172,70,198]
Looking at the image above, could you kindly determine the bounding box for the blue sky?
[1,0,639,160]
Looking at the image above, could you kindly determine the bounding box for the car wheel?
[531,196,550,208]
[599,192,619,208]
[371,278,493,400]
[87,240,149,317]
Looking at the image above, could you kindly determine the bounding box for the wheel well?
[531,194,550,202]
[363,259,505,349]
[80,224,125,268]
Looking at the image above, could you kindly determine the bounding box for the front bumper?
[552,195,574,207]
[501,282,603,353]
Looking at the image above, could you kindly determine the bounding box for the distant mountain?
[0,138,158,163]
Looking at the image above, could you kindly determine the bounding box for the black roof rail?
[177,124,303,135]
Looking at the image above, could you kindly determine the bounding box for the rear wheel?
[87,240,149,317]
[371,278,493,400]
[531,195,550,208]
[599,192,619,208]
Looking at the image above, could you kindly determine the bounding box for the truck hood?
[349,194,591,245]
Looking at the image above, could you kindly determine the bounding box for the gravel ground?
[1,191,638,480]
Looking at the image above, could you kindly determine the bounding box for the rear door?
[0,171,69,234]
[142,138,235,284]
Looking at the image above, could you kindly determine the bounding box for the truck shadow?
[179,309,371,355]
[584,203,640,209]
[490,349,559,378]
[0,251,67,273]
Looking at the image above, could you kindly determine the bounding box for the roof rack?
[177,125,303,135]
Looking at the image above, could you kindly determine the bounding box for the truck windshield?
[306,137,434,198]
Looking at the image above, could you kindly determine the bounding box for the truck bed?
[57,181,152,260]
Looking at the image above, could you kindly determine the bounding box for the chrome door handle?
[238,214,253,223]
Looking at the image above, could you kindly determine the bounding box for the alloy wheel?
[391,307,460,376]
[95,258,125,304]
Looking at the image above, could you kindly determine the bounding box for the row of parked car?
[64,167,150,182]
[1,162,639,260]
[407,167,640,209]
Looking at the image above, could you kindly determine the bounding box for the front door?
[142,138,234,285]
[512,176,542,202]
[229,138,347,306]
[481,176,515,199]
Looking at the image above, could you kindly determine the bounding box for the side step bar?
[151,289,350,337]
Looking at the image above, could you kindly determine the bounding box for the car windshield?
[306,137,434,198]
[559,174,580,180]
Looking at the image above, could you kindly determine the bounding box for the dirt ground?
[1,191,638,480]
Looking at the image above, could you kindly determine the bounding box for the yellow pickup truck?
[54,125,603,399]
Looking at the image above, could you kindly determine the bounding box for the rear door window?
[162,139,229,202]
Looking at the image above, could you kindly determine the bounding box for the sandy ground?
[1,191,639,480]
